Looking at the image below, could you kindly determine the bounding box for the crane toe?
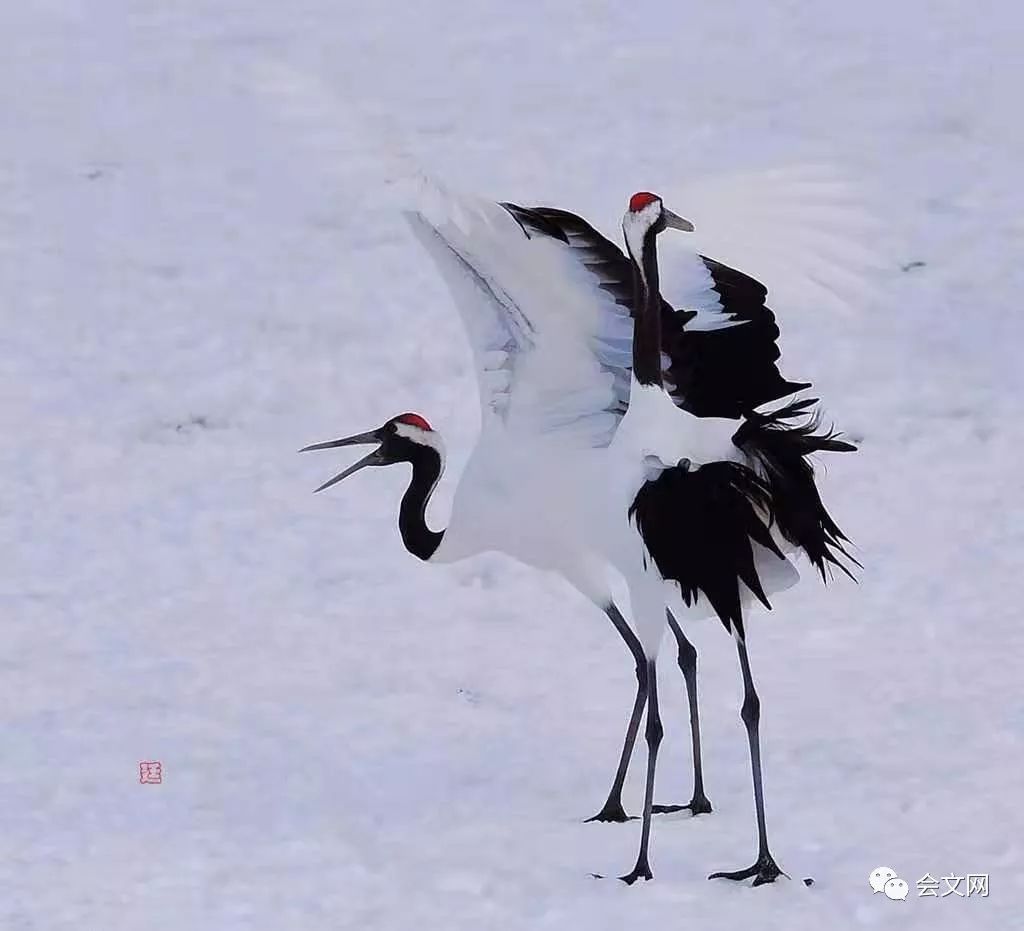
[618,863,654,885]
[652,794,713,816]
[584,804,636,823]
[709,851,786,886]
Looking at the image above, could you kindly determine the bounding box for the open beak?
[299,429,384,493]
[663,208,695,233]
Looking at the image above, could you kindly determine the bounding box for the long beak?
[299,430,384,493]
[663,208,695,233]
[299,430,379,453]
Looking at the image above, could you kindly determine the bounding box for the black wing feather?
[733,397,860,582]
[500,203,805,419]
[664,258,810,419]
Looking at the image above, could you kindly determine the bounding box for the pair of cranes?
[302,180,856,886]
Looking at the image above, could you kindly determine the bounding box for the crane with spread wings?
[302,178,857,884]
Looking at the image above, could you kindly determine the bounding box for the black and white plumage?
[609,189,855,885]
[301,178,857,885]
[631,396,856,636]
[501,203,809,421]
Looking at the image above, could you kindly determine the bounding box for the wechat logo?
[870,867,909,901]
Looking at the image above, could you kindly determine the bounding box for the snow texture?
[2,2,1022,929]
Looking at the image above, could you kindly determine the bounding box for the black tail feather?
[629,461,786,637]
[629,397,857,635]
[734,397,859,582]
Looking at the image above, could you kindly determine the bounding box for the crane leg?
[709,630,786,886]
[586,603,647,823]
[619,658,662,884]
[653,610,713,816]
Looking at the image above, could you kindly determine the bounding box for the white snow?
[2,2,1022,929]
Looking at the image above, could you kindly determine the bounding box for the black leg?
[654,611,713,817]
[709,631,786,886]
[620,658,663,884]
[586,603,647,824]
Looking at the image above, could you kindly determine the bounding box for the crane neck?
[630,227,664,389]
[398,443,445,561]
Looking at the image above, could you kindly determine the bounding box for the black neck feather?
[631,228,663,388]
[398,444,444,561]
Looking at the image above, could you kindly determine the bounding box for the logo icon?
[870,867,910,901]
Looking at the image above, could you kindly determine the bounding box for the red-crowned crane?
[604,190,857,884]
[302,180,856,885]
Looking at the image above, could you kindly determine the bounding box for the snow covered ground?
[2,2,1022,929]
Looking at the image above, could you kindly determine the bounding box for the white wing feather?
[406,180,633,448]
[656,245,749,332]
[662,164,887,318]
